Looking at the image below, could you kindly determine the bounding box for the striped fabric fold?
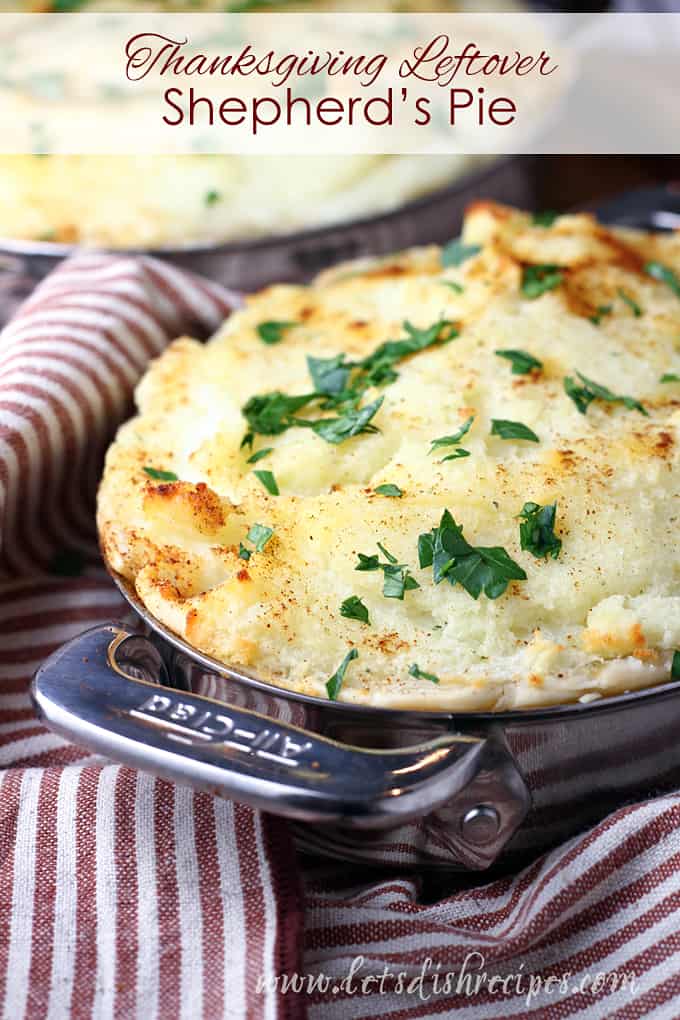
[1,253,678,1020]
[0,766,303,1020]
[0,257,303,1020]
[302,796,680,1018]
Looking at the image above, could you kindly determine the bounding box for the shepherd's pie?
[98,202,680,710]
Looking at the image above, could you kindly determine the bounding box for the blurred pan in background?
[0,156,535,292]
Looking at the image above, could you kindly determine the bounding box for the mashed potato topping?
[98,202,680,709]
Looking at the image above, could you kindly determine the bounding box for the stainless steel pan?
[31,569,680,873]
[30,182,680,873]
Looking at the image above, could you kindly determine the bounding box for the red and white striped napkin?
[1,254,679,1020]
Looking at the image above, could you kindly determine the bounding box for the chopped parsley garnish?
[310,320,457,403]
[661,373,680,383]
[355,552,380,571]
[246,447,273,465]
[564,376,593,415]
[356,319,458,391]
[338,595,369,624]
[441,238,481,268]
[532,210,558,227]
[355,543,419,600]
[340,595,370,624]
[303,397,383,445]
[204,190,221,206]
[326,648,358,700]
[429,415,474,460]
[382,565,420,600]
[517,502,562,560]
[243,319,455,447]
[589,305,612,325]
[564,372,648,417]
[254,469,279,495]
[442,280,464,294]
[436,448,470,462]
[377,541,397,563]
[143,466,178,481]
[495,349,543,375]
[374,484,403,497]
[242,391,319,437]
[408,663,440,684]
[418,509,527,600]
[618,289,642,317]
[672,651,680,681]
[256,321,297,345]
[645,261,680,299]
[307,354,352,396]
[521,264,564,299]
[245,523,274,553]
[490,419,540,443]
[238,543,251,561]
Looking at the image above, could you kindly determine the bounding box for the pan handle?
[32,624,530,865]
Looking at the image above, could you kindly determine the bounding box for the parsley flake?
[256,321,297,345]
[374,484,403,497]
[429,415,474,460]
[564,372,648,417]
[355,552,380,571]
[326,648,358,700]
[521,264,564,299]
[302,397,383,445]
[532,210,558,227]
[238,543,251,561]
[376,541,397,564]
[340,595,370,624]
[495,349,543,375]
[307,354,351,397]
[355,543,419,600]
[418,509,527,600]
[408,663,440,684]
[246,447,273,465]
[143,466,178,481]
[357,319,458,391]
[441,238,481,268]
[245,524,273,553]
[254,470,279,495]
[517,502,562,560]
[490,419,540,443]
[204,190,221,206]
[589,305,613,326]
[661,373,680,383]
[438,448,471,462]
[382,565,420,600]
[242,391,319,436]
[442,280,464,294]
[618,289,642,317]
[645,261,680,299]
[564,376,593,415]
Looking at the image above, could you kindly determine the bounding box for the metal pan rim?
[110,569,680,725]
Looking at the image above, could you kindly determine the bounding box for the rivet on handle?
[460,804,501,846]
